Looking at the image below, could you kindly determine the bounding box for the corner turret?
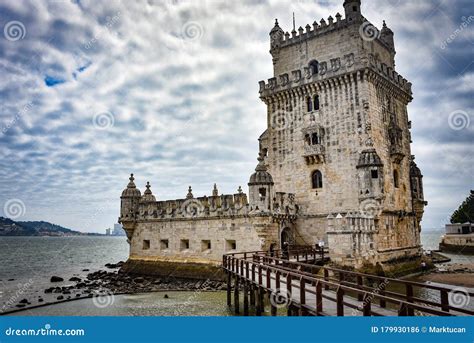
[248,153,274,212]
[269,19,284,65]
[343,0,362,23]
[119,173,141,242]
[380,20,395,53]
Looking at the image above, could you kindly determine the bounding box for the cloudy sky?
[0,0,472,232]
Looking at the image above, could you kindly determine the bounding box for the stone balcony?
[390,144,405,163]
[303,144,325,164]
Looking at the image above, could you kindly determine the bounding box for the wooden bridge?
[222,247,474,316]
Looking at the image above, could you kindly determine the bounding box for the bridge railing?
[223,253,474,316]
[248,253,474,316]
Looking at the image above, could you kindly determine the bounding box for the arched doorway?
[280,227,294,248]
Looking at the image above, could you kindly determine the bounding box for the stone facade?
[119,0,427,278]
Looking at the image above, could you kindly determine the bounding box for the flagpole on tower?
[293,12,295,31]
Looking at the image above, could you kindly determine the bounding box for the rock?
[105,261,124,269]
[50,276,64,282]
[57,295,64,300]
[82,269,89,272]
[38,298,44,302]
[19,299,28,304]
[134,277,145,283]
[69,277,81,282]
[164,294,169,299]
[44,287,54,293]
[76,294,81,297]
[8,278,15,281]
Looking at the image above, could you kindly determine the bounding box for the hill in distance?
[0,217,103,236]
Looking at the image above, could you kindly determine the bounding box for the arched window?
[313,95,320,111]
[311,132,319,145]
[307,97,312,112]
[393,170,399,188]
[309,60,319,75]
[312,170,323,189]
[304,134,311,145]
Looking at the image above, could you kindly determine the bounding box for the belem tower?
[119,0,427,279]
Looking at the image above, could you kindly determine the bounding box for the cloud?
[0,0,472,232]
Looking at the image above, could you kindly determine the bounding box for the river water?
[0,230,472,316]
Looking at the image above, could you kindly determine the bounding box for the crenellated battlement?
[120,180,298,222]
[258,52,411,98]
[138,191,250,220]
[279,13,346,48]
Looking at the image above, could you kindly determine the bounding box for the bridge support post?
[234,276,240,315]
[259,287,265,314]
[256,287,262,316]
[226,272,231,307]
[270,297,277,316]
[336,286,344,316]
[243,282,249,316]
[316,281,323,315]
[250,284,255,306]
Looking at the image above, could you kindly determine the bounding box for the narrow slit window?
[313,95,320,111]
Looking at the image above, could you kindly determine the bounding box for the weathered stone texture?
[119,0,427,274]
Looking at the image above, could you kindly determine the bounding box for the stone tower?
[258,0,426,267]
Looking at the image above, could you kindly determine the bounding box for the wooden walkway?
[223,248,474,316]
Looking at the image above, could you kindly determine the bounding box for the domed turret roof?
[121,174,142,198]
[140,182,156,203]
[270,19,283,35]
[249,154,274,185]
[357,149,383,168]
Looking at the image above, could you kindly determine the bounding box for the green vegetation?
[450,190,474,224]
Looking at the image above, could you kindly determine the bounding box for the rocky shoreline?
[2,261,227,314]
[418,262,474,288]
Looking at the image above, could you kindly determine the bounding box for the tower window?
[160,239,169,250]
[393,170,399,188]
[309,60,319,75]
[180,239,190,250]
[311,132,320,145]
[312,170,323,189]
[307,97,312,112]
[226,239,237,251]
[353,6,357,12]
[201,240,211,251]
[313,95,320,111]
[371,170,378,179]
[143,240,150,250]
[259,187,266,198]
